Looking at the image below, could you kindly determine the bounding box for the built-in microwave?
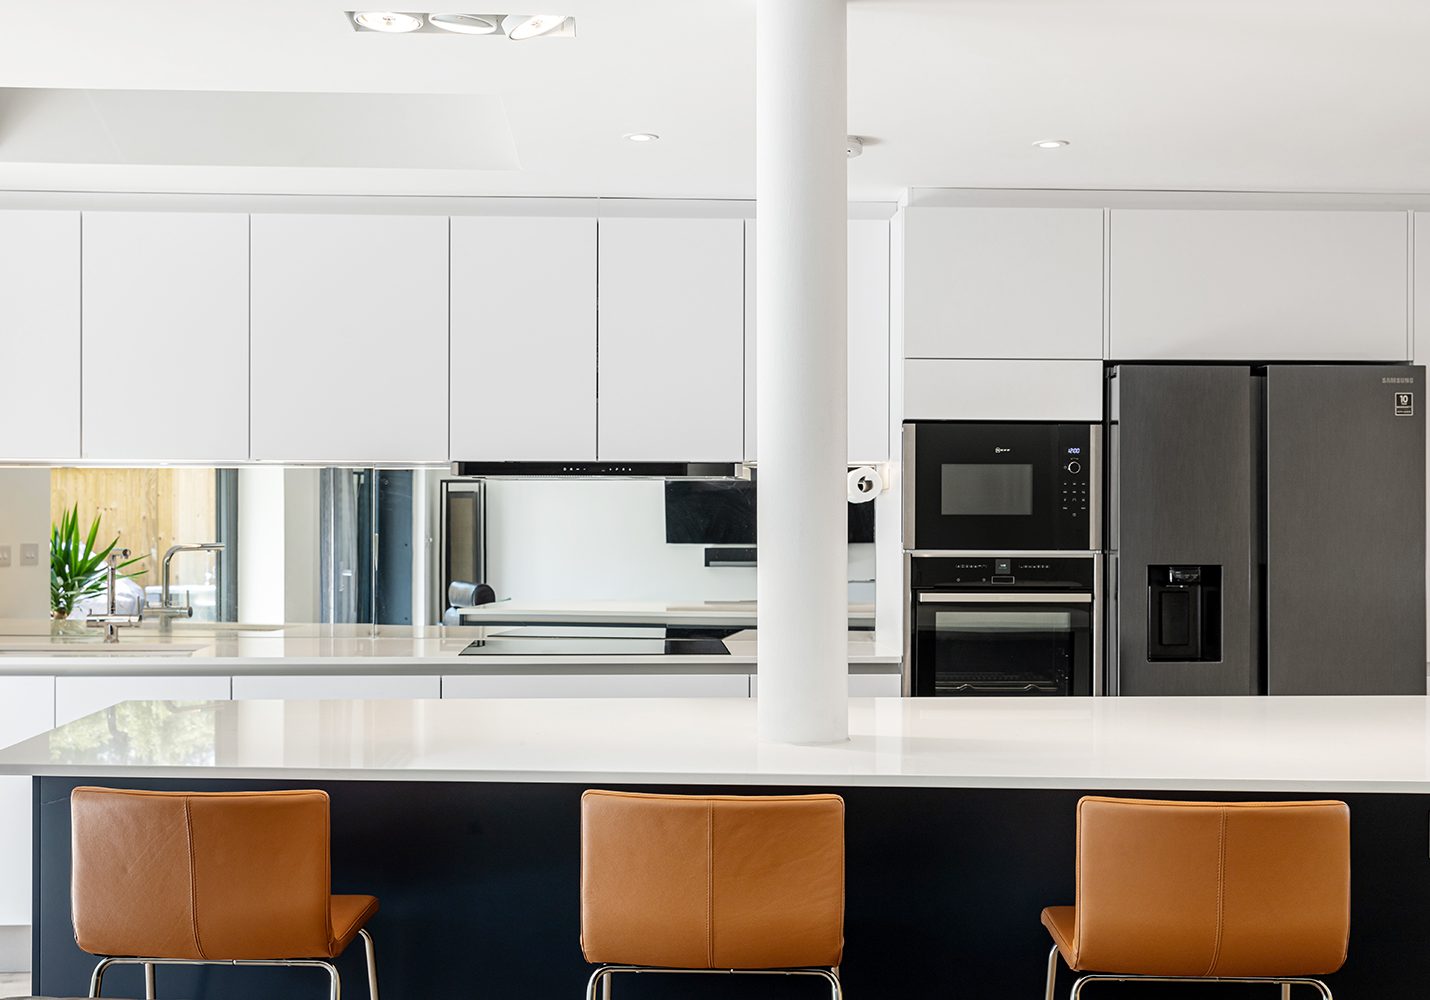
[902,422,1100,553]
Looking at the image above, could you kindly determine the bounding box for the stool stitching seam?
[706,801,714,969]
[1205,806,1227,977]
[184,797,207,961]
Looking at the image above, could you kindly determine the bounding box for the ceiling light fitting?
[846,135,864,159]
[623,132,660,143]
[348,11,573,37]
[1032,138,1070,149]
[352,10,423,32]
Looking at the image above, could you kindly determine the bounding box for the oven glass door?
[912,595,1092,696]
[910,422,1085,551]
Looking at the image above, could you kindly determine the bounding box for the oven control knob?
[1065,460,1081,475]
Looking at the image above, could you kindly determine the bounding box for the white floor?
[0,973,28,995]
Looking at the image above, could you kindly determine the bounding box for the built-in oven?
[906,555,1099,696]
[903,422,1099,553]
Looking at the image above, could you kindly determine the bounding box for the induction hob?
[460,636,731,657]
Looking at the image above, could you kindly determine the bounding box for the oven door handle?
[916,592,1092,604]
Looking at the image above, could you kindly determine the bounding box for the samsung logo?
[994,447,1012,454]
[1383,377,1416,384]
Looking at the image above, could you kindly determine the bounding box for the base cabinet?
[0,677,54,928]
[441,673,750,698]
[231,675,441,700]
[54,675,231,727]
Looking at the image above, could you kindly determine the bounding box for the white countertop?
[3,694,1429,792]
[455,599,877,628]
[0,620,901,674]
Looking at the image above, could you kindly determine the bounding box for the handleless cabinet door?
[597,217,744,462]
[82,212,250,461]
[743,218,892,463]
[250,214,449,463]
[0,211,79,461]
[1109,209,1409,361]
[54,674,231,726]
[0,675,54,925]
[450,216,596,460]
[903,207,1105,360]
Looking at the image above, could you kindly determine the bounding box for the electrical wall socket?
[0,546,10,568]
[19,543,39,567]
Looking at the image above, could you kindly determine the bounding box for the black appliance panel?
[909,422,1092,551]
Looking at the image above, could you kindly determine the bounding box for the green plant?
[49,505,143,620]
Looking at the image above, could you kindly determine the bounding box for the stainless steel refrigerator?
[1107,364,1426,696]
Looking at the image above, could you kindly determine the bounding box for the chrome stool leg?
[88,956,117,998]
[1283,984,1292,1000]
[144,961,156,999]
[322,960,341,1000]
[359,928,379,1000]
[1045,944,1059,1000]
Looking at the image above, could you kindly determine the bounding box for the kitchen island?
[4,695,1429,999]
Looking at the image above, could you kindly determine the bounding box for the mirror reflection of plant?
[49,505,144,620]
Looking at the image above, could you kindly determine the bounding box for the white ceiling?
[0,0,1427,200]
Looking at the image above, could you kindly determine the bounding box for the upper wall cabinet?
[1109,209,1409,361]
[597,217,745,462]
[250,214,449,463]
[450,216,596,461]
[903,207,1104,361]
[744,218,892,463]
[0,211,80,461]
[82,212,250,462]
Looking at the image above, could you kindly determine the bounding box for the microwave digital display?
[941,464,1034,517]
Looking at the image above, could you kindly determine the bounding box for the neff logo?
[994,447,1012,454]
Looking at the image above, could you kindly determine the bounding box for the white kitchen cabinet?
[82,212,250,462]
[250,214,449,463]
[903,207,1104,361]
[744,219,892,463]
[232,674,441,700]
[0,676,54,927]
[597,217,745,462]
[0,211,79,461]
[1109,209,1409,361]
[903,359,1104,421]
[442,672,749,698]
[750,672,902,698]
[449,216,596,461]
[55,675,230,727]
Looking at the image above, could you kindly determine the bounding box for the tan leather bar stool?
[1041,796,1350,999]
[580,789,845,998]
[71,787,380,1000]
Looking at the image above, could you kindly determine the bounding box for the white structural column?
[756,0,850,743]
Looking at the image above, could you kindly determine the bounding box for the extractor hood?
[450,461,743,479]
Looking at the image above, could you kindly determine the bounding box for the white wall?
[484,480,874,604]
[0,469,50,619]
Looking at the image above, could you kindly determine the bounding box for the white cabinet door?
[750,671,901,697]
[250,214,449,463]
[82,212,250,461]
[450,216,596,460]
[442,672,749,698]
[597,217,744,462]
[903,207,1104,361]
[0,211,79,461]
[0,676,54,926]
[903,359,1104,421]
[232,674,441,700]
[55,675,230,726]
[743,219,892,463]
[1110,209,1409,361]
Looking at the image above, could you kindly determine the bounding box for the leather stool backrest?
[71,787,335,961]
[1074,796,1350,978]
[580,789,845,970]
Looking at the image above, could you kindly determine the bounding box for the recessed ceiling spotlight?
[846,135,865,159]
[623,132,660,143]
[429,12,499,33]
[1032,138,1070,149]
[352,10,424,31]
[502,13,569,39]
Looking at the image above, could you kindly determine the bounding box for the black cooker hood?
[450,461,742,479]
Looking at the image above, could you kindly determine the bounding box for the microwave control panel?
[1059,429,1090,521]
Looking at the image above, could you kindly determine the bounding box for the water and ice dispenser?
[1147,566,1222,662]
